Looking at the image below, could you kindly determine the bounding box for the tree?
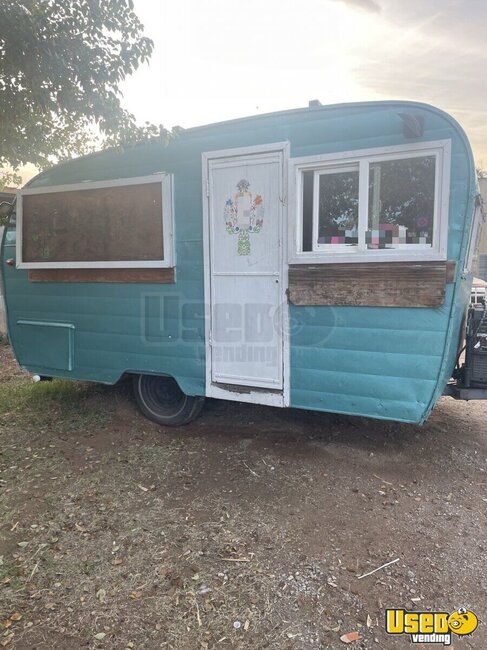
[0,170,22,191]
[0,0,168,171]
[316,156,436,245]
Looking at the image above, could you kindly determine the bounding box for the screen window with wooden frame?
[17,174,174,271]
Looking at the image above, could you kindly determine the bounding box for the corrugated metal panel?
[2,101,476,422]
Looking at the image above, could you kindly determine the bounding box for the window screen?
[317,168,359,245]
[367,156,435,249]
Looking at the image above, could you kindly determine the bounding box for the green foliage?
[316,156,435,239]
[0,0,168,170]
[371,156,435,228]
[0,170,21,191]
[318,170,359,236]
[0,376,116,432]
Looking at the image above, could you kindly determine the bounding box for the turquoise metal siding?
[289,300,450,422]
[15,320,75,371]
[2,101,477,423]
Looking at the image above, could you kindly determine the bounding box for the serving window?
[17,174,174,269]
[292,140,450,263]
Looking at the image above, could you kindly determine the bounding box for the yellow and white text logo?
[385,607,478,645]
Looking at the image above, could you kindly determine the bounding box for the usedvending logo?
[386,607,478,645]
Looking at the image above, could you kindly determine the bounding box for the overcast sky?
[120,0,486,167]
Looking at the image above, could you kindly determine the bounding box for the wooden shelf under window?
[288,260,456,308]
[28,267,175,284]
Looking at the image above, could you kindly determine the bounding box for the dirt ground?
[0,339,485,649]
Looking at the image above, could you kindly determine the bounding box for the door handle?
[5,258,15,266]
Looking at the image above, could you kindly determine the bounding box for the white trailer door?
[208,151,284,390]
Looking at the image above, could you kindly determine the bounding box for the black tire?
[133,374,205,426]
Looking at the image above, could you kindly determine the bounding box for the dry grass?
[1,341,487,649]
[0,440,334,649]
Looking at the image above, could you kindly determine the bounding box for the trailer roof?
[25,99,471,191]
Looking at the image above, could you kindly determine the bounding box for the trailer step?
[444,384,487,400]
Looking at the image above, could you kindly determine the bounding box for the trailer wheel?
[133,374,205,426]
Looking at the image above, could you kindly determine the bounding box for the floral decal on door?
[224,179,263,255]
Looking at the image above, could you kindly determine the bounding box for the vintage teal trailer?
[1,101,485,425]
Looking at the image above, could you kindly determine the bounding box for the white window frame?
[16,173,174,269]
[289,139,451,264]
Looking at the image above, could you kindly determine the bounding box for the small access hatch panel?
[16,320,75,372]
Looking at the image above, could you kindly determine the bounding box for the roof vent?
[398,112,424,138]
[308,99,322,108]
